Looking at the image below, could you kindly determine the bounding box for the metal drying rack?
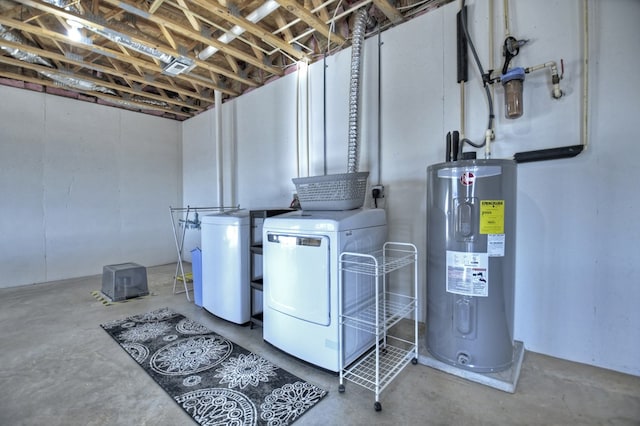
[169,205,239,300]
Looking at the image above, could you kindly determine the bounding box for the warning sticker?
[487,234,505,257]
[480,200,505,234]
[446,251,489,297]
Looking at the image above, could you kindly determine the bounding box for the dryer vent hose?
[347,9,368,173]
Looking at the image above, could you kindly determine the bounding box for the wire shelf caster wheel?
[338,384,345,393]
[412,357,418,365]
[374,401,382,412]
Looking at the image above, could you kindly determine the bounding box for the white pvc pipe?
[306,62,310,177]
[295,60,310,178]
[215,90,223,207]
[503,0,510,38]
[486,0,495,159]
[582,0,589,149]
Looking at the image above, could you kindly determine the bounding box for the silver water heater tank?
[426,159,516,372]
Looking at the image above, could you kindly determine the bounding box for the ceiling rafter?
[371,0,403,25]
[0,67,192,117]
[0,54,199,112]
[0,40,205,109]
[310,0,330,22]
[0,0,455,119]
[274,0,346,45]
[157,21,177,48]
[3,3,256,89]
[272,9,294,43]
[187,0,306,62]
[100,0,284,76]
[0,15,236,96]
[175,0,200,31]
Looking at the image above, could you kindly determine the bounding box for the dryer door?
[265,233,330,326]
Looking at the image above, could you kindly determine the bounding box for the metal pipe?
[347,8,368,173]
[0,25,53,67]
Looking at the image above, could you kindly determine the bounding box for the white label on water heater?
[446,251,489,297]
[488,234,505,257]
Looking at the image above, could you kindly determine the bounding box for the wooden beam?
[272,9,294,42]
[0,69,193,118]
[274,0,345,45]
[310,0,329,22]
[0,15,239,96]
[91,0,101,14]
[176,0,201,31]
[0,54,200,112]
[0,40,205,109]
[371,0,404,25]
[148,0,166,14]
[4,2,257,89]
[188,0,307,61]
[100,0,283,76]
[158,23,178,49]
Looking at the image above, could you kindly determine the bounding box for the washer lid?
[200,209,250,225]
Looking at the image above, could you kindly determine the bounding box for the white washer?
[262,208,387,372]
[201,210,250,324]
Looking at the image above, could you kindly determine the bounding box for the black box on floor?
[102,263,148,302]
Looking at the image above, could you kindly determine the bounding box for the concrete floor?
[1,263,638,426]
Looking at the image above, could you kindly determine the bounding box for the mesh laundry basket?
[292,171,369,210]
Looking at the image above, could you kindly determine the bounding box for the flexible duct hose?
[347,9,368,173]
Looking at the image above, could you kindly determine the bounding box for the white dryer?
[262,208,387,372]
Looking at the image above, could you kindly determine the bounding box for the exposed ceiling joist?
[372,0,404,25]
[0,0,454,120]
[275,0,346,46]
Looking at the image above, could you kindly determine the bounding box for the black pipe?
[514,145,584,163]
[452,131,460,161]
[457,7,468,83]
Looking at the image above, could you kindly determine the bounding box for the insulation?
[0,24,53,67]
[38,69,116,94]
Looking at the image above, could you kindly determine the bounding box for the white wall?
[182,0,639,376]
[0,87,181,287]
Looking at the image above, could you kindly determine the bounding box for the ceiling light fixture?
[67,19,82,41]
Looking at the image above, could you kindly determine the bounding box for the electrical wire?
[459,0,495,152]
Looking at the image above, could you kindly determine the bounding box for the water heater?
[426,159,516,372]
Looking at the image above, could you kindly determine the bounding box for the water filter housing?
[426,159,517,372]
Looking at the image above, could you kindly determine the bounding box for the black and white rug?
[101,307,327,425]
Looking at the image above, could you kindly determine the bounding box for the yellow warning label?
[480,200,505,234]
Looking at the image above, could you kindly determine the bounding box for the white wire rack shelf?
[342,335,416,394]
[342,291,416,334]
[338,241,419,412]
[339,247,416,276]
